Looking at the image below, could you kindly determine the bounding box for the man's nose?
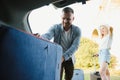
[64,19,68,23]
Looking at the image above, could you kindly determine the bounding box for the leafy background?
[74,37,120,77]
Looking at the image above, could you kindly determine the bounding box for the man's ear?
[72,16,75,21]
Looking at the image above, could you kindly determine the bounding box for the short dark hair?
[62,7,74,14]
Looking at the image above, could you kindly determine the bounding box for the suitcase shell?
[90,56,101,80]
[90,71,101,80]
[72,69,84,80]
[0,25,62,80]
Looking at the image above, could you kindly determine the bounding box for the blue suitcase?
[0,25,62,80]
[72,69,84,80]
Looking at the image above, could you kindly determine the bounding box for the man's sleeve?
[41,25,55,40]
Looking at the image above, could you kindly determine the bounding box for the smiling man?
[40,7,81,80]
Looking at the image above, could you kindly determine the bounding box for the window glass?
[28,3,96,38]
[28,4,62,35]
[28,0,120,71]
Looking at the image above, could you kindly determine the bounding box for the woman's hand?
[93,54,99,57]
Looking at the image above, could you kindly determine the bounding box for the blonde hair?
[109,26,113,37]
[92,28,99,38]
[92,25,113,38]
[100,25,113,37]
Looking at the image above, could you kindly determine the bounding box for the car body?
[0,0,88,80]
[0,0,88,33]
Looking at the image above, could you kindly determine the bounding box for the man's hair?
[62,7,74,14]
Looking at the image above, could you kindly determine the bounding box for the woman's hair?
[92,28,99,38]
[92,24,113,38]
[109,26,113,37]
[100,25,113,37]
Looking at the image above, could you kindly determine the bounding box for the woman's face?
[100,26,109,35]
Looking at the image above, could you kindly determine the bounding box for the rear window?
[28,2,95,38]
[28,0,120,72]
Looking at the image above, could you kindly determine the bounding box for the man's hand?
[33,33,40,38]
[62,56,65,63]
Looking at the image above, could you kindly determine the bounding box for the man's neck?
[64,26,71,31]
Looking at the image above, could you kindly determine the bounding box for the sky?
[29,0,120,69]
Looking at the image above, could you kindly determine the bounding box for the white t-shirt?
[98,34,112,50]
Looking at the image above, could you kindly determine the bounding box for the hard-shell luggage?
[0,25,62,80]
[90,56,101,80]
[72,69,84,80]
[90,71,101,80]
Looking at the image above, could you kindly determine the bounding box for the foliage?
[110,69,120,76]
[74,37,117,70]
[84,72,120,80]
[109,55,118,69]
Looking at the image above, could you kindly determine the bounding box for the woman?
[92,24,113,80]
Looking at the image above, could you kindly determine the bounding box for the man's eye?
[67,18,71,20]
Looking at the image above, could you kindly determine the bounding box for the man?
[36,7,81,80]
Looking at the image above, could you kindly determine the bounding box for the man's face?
[61,12,74,28]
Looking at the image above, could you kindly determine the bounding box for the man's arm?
[33,26,55,40]
[41,26,55,40]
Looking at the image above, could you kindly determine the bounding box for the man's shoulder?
[54,23,61,27]
[52,24,62,29]
[72,25,81,31]
[50,24,62,33]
